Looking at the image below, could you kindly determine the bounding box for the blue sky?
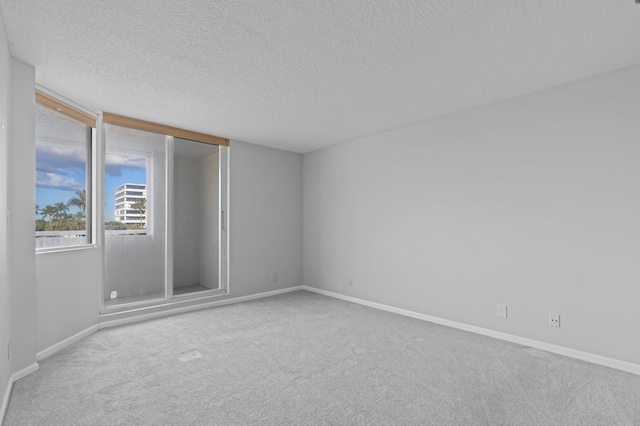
[36,146,146,222]
[35,145,86,217]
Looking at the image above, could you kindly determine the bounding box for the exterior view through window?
[35,103,92,249]
[105,153,148,234]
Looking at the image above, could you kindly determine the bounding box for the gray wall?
[36,248,100,351]
[229,141,303,297]
[0,8,12,409]
[303,64,640,366]
[8,58,37,373]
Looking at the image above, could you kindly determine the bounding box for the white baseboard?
[302,286,640,377]
[10,363,39,384]
[1,362,39,424]
[37,325,100,361]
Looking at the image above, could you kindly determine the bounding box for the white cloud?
[36,145,85,174]
[105,153,146,176]
[36,172,84,191]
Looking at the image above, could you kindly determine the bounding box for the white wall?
[0,7,13,412]
[36,248,100,352]
[303,64,640,366]
[229,141,303,297]
[7,58,36,372]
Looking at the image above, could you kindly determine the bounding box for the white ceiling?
[1,1,640,153]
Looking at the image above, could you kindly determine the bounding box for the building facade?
[114,183,147,226]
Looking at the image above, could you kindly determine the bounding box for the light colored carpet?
[4,291,640,425]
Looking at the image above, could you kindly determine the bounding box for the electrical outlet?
[272,273,278,282]
[110,291,118,299]
[497,304,507,318]
[549,314,560,328]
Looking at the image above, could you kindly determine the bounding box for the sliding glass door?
[103,126,226,310]
[104,125,167,307]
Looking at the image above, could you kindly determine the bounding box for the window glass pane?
[35,104,90,249]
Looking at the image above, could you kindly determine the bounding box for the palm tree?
[41,204,56,222]
[131,199,146,228]
[67,189,86,213]
[52,202,69,221]
[35,204,44,231]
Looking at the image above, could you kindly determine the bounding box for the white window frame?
[35,89,97,254]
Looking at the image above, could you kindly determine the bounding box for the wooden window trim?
[35,90,97,128]
[103,112,229,146]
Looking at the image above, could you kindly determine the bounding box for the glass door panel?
[104,124,167,307]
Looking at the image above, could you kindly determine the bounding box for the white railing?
[105,229,147,236]
[36,229,147,238]
[35,231,88,249]
[35,229,148,249]
[36,230,87,238]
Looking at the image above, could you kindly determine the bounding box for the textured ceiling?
[1,1,640,153]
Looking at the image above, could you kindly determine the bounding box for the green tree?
[131,198,146,228]
[50,203,70,229]
[36,201,86,232]
[41,204,56,222]
[35,219,46,232]
[67,189,86,213]
[52,202,69,219]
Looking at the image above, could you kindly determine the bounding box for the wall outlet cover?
[549,314,560,328]
[497,304,507,318]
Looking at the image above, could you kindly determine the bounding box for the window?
[35,91,95,250]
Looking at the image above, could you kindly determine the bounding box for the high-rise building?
[114,183,147,226]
